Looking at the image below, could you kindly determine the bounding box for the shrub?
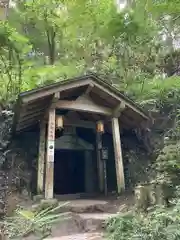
[105,199,180,240]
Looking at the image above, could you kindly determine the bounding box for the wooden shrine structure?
[13,74,149,199]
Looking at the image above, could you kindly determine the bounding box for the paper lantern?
[97,121,104,133]
[56,115,63,129]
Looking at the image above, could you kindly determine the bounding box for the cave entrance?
[53,126,95,196]
[54,150,85,195]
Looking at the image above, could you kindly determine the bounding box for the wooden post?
[112,117,125,193]
[45,108,56,199]
[37,120,46,194]
[101,147,108,196]
[102,158,108,196]
[96,133,104,193]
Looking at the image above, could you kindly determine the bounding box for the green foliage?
[0,21,32,102]
[125,76,180,112]
[0,0,179,105]
[1,0,179,105]
[153,143,180,190]
[2,1,180,239]
[150,0,180,16]
[3,203,69,239]
[106,199,180,240]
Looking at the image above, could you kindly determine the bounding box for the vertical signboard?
[45,108,55,199]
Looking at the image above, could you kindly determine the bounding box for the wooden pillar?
[45,108,56,199]
[102,155,108,196]
[112,117,125,193]
[96,133,104,193]
[37,120,46,194]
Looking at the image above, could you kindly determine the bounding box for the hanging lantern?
[97,121,104,133]
[56,115,63,129]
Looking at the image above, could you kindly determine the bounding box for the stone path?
[43,194,133,240]
[43,200,112,240]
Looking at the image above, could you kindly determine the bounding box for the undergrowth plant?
[2,202,69,239]
[106,198,180,240]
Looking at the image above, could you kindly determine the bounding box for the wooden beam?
[18,116,96,131]
[45,107,56,199]
[54,92,60,100]
[22,80,91,103]
[64,118,96,129]
[55,95,112,116]
[84,83,94,95]
[37,119,46,194]
[20,109,45,120]
[93,82,148,120]
[112,101,126,117]
[16,124,36,133]
[19,113,44,123]
[18,117,41,128]
[20,105,49,116]
[111,117,125,193]
[44,91,60,121]
[20,98,51,112]
[16,120,39,131]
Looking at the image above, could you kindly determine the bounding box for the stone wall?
[11,129,39,196]
[0,109,40,217]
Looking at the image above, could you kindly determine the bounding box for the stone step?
[23,211,118,239]
[78,213,117,232]
[48,212,117,238]
[49,213,84,237]
[57,200,114,214]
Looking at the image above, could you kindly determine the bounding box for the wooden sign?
[45,108,55,199]
[48,109,56,140]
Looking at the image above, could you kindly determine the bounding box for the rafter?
[112,101,126,117]
[54,95,112,116]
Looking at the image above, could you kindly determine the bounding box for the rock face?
[0,110,13,217]
[0,170,8,216]
[0,109,39,216]
[0,110,13,151]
